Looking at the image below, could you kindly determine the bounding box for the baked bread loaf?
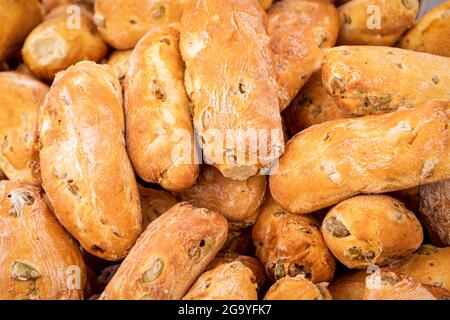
[337,0,418,46]
[22,4,107,81]
[100,203,228,300]
[0,0,43,62]
[0,72,49,186]
[125,26,198,191]
[183,260,258,300]
[180,0,284,180]
[322,195,423,269]
[139,185,178,230]
[179,165,266,228]
[270,100,450,214]
[399,0,450,57]
[94,0,187,49]
[259,0,273,9]
[418,180,450,246]
[253,195,336,283]
[39,61,142,261]
[0,181,86,299]
[283,70,352,136]
[106,50,133,85]
[268,0,340,110]
[207,255,266,291]
[264,276,332,300]
[322,46,450,116]
[363,268,450,300]
[394,245,450,291]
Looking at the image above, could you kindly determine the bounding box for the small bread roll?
[0,0,43,62]
[139,185,178,230]
[283,70,352,137]
[322,195,423,269]
[0,72,49,186]
[22,5,107,81]
[0,181,86,299]
[106,50,133,85]
[39,62,142,261]
[207,255,266,291]
[322,46,450,116]
[418,180,450,246]
[394,245,450,291]
[364,268,449,300]
[179,166,266,228]
[180,0,284,181]
[268,0,340,110]
[264,277,332,300]
[253,196,336,283]
[183,261,258,300]
[270,100,450,214]
[94,0,187,49]
[399,0,450,57]
[100,203,228,300]
[337,0,418,46]
[125,26,198,192]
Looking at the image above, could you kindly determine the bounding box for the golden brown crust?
[259,0,273,10]
[268,0,340,110]
[337,0,418,46]
[0,181,86,299]
[183,261,258,300]
[106,50,133,85]
[394,245,450,291]
[264,277,332,300]
[41,0,94,13]
[125,26,198,192]
[0,0,43,62]
[363,268,441,300]
[139,185,178,230]
[322,46,450,116]
[39,61,142,261]
[252,195,336,283]
[0,72,49,186]
[179,166,266,227]
[322,195,423,269]
[328,271,367,300]
[22,4,107,81]
[283,70,352,136]
[94,0,188,49]
[270,100,450,214]
[180,0,284,180]
[399,0,450,57]
[418,180,450,246]
[207,255,266,291]
[100,203,228,300]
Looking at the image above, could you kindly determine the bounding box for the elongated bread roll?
[180,0,284,181]
[39,61,142,261]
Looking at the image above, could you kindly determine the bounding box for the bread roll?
[264,277,332,300]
